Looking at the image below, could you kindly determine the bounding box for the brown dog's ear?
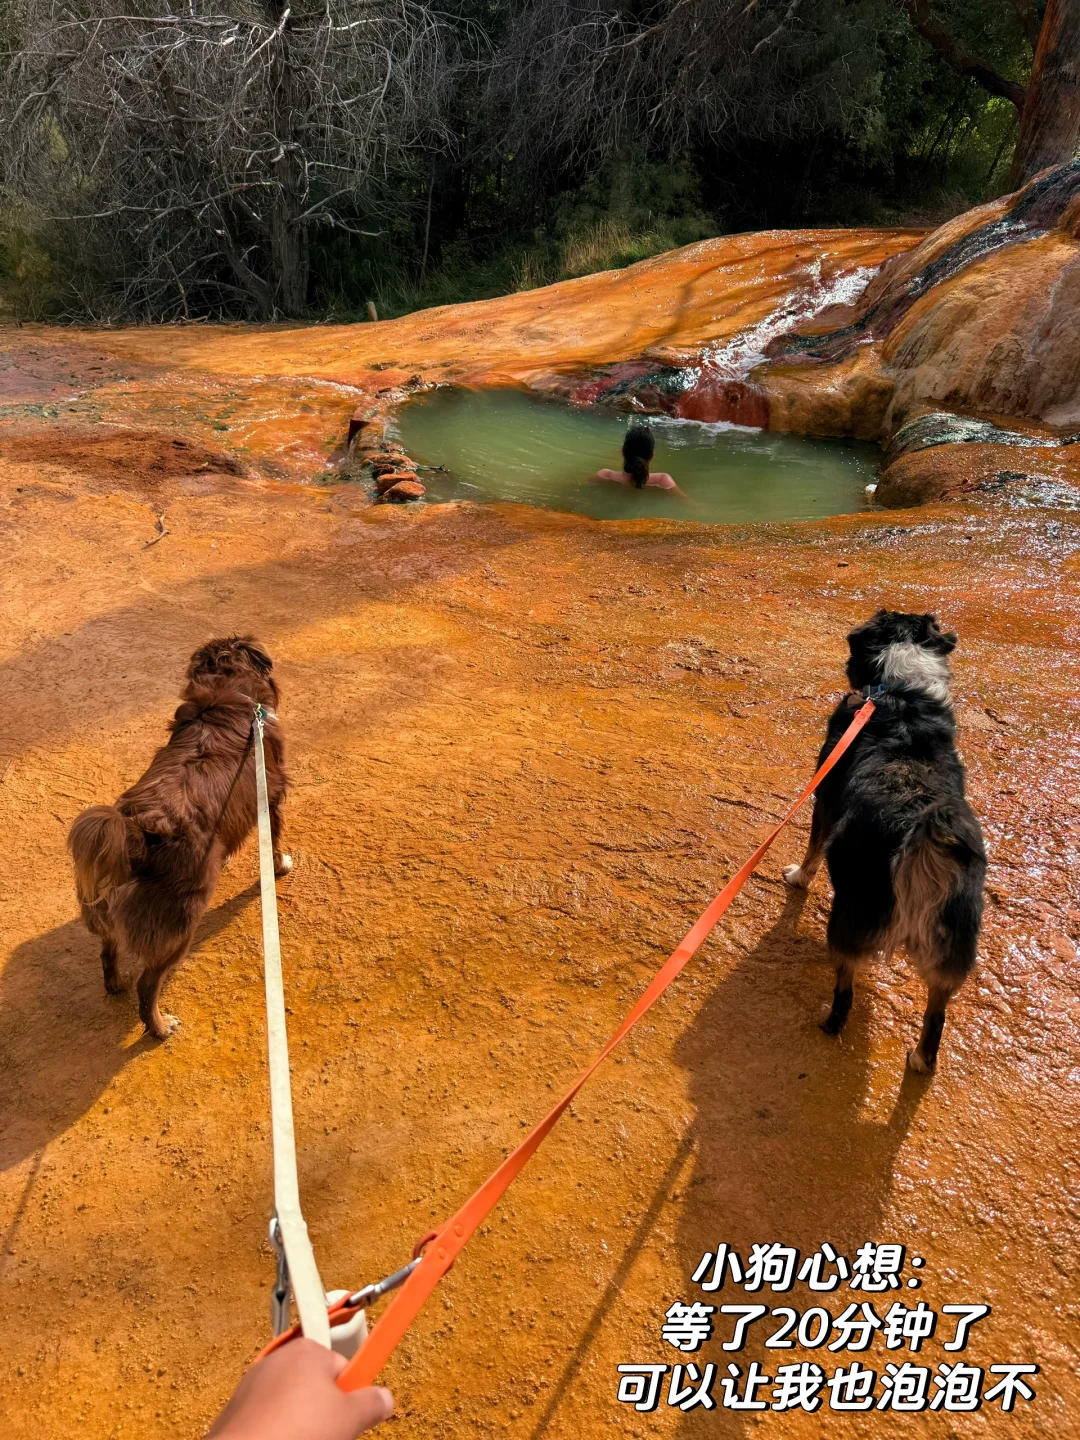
[187,642,217,680]
[235,637,273,675]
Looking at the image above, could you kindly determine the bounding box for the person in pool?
[593,424,685,495]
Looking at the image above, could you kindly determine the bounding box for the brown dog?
[67,636,290,1038]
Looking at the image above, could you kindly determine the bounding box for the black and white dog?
[783,610,986,1073]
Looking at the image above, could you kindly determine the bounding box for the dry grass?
[560,217,642,276]
[510,216,683,293]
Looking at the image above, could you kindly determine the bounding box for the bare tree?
[485,0,887,176]
[1,0,470,318]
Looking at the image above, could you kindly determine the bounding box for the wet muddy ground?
[1,321,1079,1440]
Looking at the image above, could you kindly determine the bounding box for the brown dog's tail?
[67,805,142,904]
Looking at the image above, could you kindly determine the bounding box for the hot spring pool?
[393,388,879,523]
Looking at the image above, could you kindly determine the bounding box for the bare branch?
[751,0,801,55]
[486,0,886,175]
[896,0,1028,111]
[1,0,475,318]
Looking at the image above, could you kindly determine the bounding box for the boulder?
[674,374,768,427]
[375,469,420,495]
[378,479,426,503]
[761,349,895,440]
[369,452,412,477]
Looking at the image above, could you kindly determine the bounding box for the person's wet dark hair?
[622,425,654,488]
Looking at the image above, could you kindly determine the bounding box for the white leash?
[252,705,332,1348]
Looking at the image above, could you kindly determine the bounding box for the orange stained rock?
[789,193,1013,343]
[1,431,1078,1439]
[762,349,896,440]
[882,230,1080,429]
[40,229,925,391]
[764,167,1080,435]
[877,436,1080,506]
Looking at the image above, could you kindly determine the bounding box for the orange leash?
[323,698,876,1389]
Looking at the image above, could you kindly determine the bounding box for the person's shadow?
[670,885,929,1435]
[0,883,260,1174]
[530,886,929,1439]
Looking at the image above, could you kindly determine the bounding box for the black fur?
[786,609,986,1072]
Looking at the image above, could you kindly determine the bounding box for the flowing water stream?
[395,388,878,523]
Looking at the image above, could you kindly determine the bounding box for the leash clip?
[269,1216,292,1336]
[341,1255,423,1313]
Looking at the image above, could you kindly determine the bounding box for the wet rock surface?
[1,432,1078,1437]
[375,468,420,495]
[377,477,426,502]
[881,410,1080,468]
[877,438,1080,508]
[766,160,1080,369]
[759,162,1080,440]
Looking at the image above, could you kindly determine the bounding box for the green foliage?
[309,156,718,318]
[301,1,1041,319]
[1,0,1045,320]
[0,211,63,319]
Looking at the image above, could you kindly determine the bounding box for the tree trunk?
[1010,0,1080,187]
[271,147,310,317]
[267,1,310,316]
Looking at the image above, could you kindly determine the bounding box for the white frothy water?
[652,415,762,436]
[697,257,880,380]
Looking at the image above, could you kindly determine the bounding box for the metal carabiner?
[340,1256,423,1313]
[269,1216,292,1336]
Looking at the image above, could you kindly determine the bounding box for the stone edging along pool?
[345,162,1080,513]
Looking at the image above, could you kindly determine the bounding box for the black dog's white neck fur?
[876,641,951,704]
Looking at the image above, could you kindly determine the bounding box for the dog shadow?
[0,882,259,1172]
[670,886,929,1435]
[530,888,929,1440]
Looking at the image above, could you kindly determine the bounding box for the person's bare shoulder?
[593,468,627,483]
[649,472,678,488]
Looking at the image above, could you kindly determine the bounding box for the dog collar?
[861,684,889,700]
[245,697,278,723]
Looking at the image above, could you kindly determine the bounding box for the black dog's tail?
[893,801,986,981]
[67,805,143,904]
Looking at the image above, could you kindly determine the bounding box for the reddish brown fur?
[67,636,288,1038]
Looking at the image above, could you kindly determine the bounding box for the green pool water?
[393,387,879,523]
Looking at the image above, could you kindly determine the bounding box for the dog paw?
[819,1005,844,1036]
[783,865,808,889]
[146,1014,181,1041]
[275,854,294,876]
[906,1048,934,1075]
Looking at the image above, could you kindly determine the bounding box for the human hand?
[206,1339,393,1440]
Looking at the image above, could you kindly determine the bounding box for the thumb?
[343,1385,395,1435]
